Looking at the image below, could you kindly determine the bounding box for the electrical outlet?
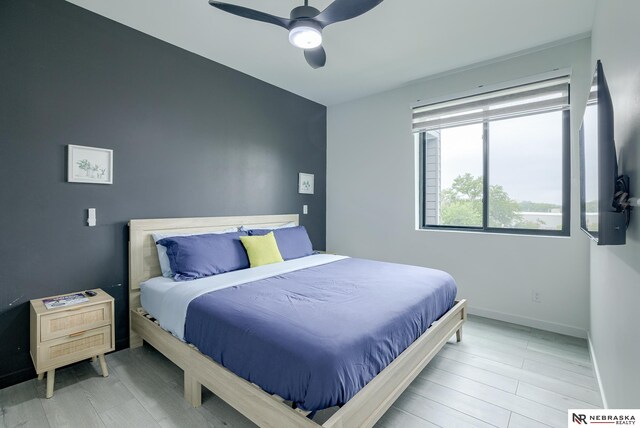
[532,290,542,303]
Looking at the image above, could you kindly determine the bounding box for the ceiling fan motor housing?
[288,5,323,50]
[290,5,320,20]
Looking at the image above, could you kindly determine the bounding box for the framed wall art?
[68,145,113,184]
[298,172,314,194]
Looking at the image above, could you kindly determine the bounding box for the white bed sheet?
[139,254,348,341]
[140,276,175,322]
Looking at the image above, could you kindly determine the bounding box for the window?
[414,77,570,235]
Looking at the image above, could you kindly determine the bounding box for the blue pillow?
[247,226,313,261]
[157,231,248,281]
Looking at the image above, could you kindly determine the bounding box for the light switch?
[88,208,96,227]
[303,205,308,215]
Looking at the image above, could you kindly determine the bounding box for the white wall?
[327,39,593,337]
[590,0,640,408]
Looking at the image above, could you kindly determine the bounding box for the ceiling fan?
[208,0,384,69]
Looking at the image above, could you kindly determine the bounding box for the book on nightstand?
[42,293,89,310]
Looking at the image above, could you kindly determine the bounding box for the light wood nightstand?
[30,288,115,398]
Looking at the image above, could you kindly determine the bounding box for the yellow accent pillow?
[240,232,284,268]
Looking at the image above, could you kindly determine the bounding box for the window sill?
[415,227,570,238]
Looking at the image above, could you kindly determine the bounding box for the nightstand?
[30,288,114,398]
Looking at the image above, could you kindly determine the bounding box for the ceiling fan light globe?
[289,26,322,49]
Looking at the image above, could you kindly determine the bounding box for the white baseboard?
[467,305,587,339]
[587,331,609,409]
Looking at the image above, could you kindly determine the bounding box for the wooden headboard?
[128,214,299,346]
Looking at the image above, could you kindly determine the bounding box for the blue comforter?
[184,257,457,411]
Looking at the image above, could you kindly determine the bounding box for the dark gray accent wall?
[0,0,326,387]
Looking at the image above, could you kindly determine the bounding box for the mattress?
[140,254,348,340]
[183,256,457,412]
[139,276,174,322]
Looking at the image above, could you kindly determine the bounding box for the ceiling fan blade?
[314,0,383,27]
[209,1,292,29]
[304,46,326,69]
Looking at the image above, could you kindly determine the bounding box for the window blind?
[412,76,570,133]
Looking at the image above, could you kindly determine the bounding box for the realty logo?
[569,409,639,426]
[573,413,588,424]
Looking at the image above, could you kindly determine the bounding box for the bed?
[129,214,467,428]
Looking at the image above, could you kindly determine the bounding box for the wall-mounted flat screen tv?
[579,60,628,245]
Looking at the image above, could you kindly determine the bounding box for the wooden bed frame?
[128,214,467,428]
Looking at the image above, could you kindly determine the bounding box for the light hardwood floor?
[0,315,602,428]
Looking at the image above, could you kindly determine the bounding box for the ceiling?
[66,0,596,106]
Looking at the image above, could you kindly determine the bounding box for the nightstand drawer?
[38,325,112,371]
[40,302,112,342]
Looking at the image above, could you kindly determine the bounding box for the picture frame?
[67,145,113,184]
[298,172,314,194]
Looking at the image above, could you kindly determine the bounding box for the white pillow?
[152,228,238,278]
[273,221,297,229]
[238,221,296,233]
